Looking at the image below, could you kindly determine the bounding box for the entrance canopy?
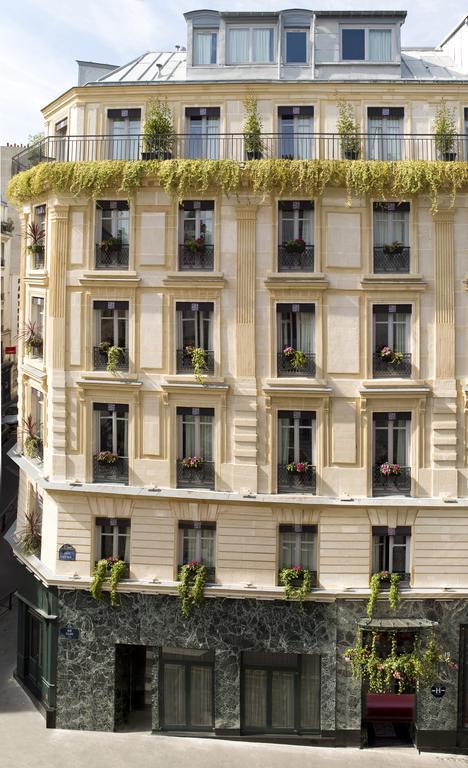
[358,618,437,629]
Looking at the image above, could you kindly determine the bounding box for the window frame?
[276,303,315,355]
[176,301,214,352]
[277,409,316,466]
[278,524,317,572]
[94,403,129,457]
[192,29,218,65]
[177,407,214,461]
[278,202,314,244]
[372,303,412,353]
[179,201,214,245]
[284,28,309,64]
[226,24,276,65]
[95,517,130,563]
[94,301,129,348]
[373,412,411,467]
[341,26,394,62]
[159,647,215,731]
[372,525,411,578]
[178,521,216,570]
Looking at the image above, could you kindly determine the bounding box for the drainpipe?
[278,10,283,80]
[311,12,316,80]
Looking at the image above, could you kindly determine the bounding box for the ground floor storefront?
[15,579,468,751]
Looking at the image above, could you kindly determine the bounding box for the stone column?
[214,647,240,734]
[45,205,69,481]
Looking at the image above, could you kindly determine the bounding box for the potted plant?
[96,450,118,465]
[142,98,174,160]
[286,460,310,474]
[26,221,45,254]
[378,346,404,365]
[433,99,457,160]
[15,505,42,556]
[337,100,360,160]
[243,92,265,160]
[182,455,204,470]
[383,240,404,255]
[185,236,205,253]
[283,345,306,371]
[20,320,43,357]
[185,345,208,384]
[279,565,313,604]
[283,237,306,254]
[98,341,125,372]
[90,556,127,608]
[22,415,43,460]
[100,234,123,256]
[178,561,208,618]
[379,461,401,477]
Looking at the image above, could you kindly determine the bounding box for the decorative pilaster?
[48,205,69,368]
[235,205,257,378]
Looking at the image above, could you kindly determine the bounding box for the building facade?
[1,145,21,411]
[7,8,468,751]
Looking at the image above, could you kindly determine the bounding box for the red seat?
[366,693,415,723]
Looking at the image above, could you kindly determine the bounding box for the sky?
[0,0,466,145]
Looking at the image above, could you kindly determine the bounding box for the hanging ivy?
[367,571,401,618]
[177,561,207,618]
[8,159,468,214]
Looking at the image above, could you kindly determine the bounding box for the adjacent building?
[7,8,468,751]
[1,145,21,410]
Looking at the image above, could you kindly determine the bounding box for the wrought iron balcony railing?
[176,459,215,490]
[372,465,411,497]
[373,246,410,273]
[373,352,412,378]
[277,464,316,494]
[277,351,316,377]
[95,243,129,270]
[176,348,215,374]
[30,247,45,270]
[93,346,129,371]
[277,244,314,272]
[12,133,468,173]
[177,564,216,582]
[178,243,214,271]
[93,456,129,484]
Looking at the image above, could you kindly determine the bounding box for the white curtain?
[369,30,392,61]
[183,416,196,456]
[206,117,219,160]
[200,416,213,460]
[297,311,314,353]
[300,532,315,570]
[300,655,320,730]
[194,32,212,65]
[295,116,313,160]
[190,666,213,726]
[279,419,293,463]
[271,671,295,728]
[393,313,408,352]
[368,117,402,160]
[229,29,249,64]
[182,528,197,562]
[164,664,186,726]
[280,531,296,568]
[374,208,407,246]
[244,670,267,728]
[200,528,215,566]
[252,28,272,62]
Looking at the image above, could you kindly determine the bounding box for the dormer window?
[193,30,217,65]
[285,30,308,64]
[341,28,392,62]
[227,26,275,65]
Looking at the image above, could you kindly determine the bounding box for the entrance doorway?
[114,645,153,731]
[365,693,414,747]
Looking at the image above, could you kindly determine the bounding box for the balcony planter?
[142,97,174,160]
[22,415,43,460]
[282,346,307,372]
[379,461,401,477]
[279,566,313,604]
[100,236,123,256]
[98,342,125,373]
[26,221,45,255]
[337,99,361,161]
[96,450,118,465]
[184,345,208,383]
[433,99,457,161]
[90,557,128,608]
[383,241,404,256]
[378,346,404,366]
[184,236,205,254]
[181,455,204,470]
[15,505,42,556]
[177,561,208,618]
[283,238,306,254]
[243,92,265,161]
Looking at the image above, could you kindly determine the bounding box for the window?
[373,412,411,497]
[179,201,214,271]
[242,652,320,733]
[373,304,411,378]
[30,205,46,269]
[54,118,68,161]
[30,387,44,441]
[93,301,129,371]
[342,28,392,61]
[176,302,214,374]
[368,107,404,161]
[95,517,130,562]
[178,521,216,577]
[177,407,215,489]
[279,524,317,576]
[107,108,141,160]
[372,525,410,579]
[160,648,214,731]
[23,607,43,695]
[285,30,308,64]
[278,107,314,160]
[193,30,217,65]
[278,201,314,272]
[30,297,44,359]
[185,108,220,160]
[277,303,315,376]
[277,410,316,494]
[227,26,274,64]
[95,201,129,269]
[93,403,129,484]
[373,202,410,273]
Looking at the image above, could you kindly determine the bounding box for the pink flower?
[283,346,295,356]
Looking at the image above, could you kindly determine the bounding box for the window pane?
[286,31,307,63]
[228,29,249,64]
[253,28,273,63]
[271,671,295,729]
[280,532,297,568]
[101,527,114,559]
[182,528,197,563]
[116,415,128,457]
[117,528,129,561]
[342,29,365,60]
[99,413,113,452]
[200,528,215,567]
[244,669,267,728]
[392,543,406,574]
[300,532,315,570]
[163,664,186,726]
[300,655,320,730]
[190,665,213,726]
[369,29,391,61]
[194,31,216,65]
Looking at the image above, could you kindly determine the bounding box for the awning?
[357,618,437,629]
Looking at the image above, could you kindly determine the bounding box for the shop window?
[160,647,214,730]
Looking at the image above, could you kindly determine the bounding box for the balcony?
[176,348,215,375]
[30,247,45,270]
[178,243,214,271]
[176,459,215,490]
[277,464,316,494]
[373,352,412,378]
[12,133,468,173]
[278,244,314,272]
[277,351,316,377]
[93,456,129,484]
[373,246,410,274]
[372,465,411,497]
[178,564,216,582]
[93,346,129,372]
[95,243,129,270]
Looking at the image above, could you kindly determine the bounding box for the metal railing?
[277,463,316,494]
[93,456,129,484]
[93,346,129,371]
[176,459,215,489]
[277,351,316,377]
[373,352,412,378]
[372,465,411,497]
[30,248,45,270]
[176,348,215,374]
[12,133,468,173]
[177,564,216,582]
[373,246,410,273]
[178,243,214,271]
[278,244,314,272]
[95,243,129,270]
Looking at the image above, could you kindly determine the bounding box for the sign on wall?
[431,684,446,698]
[59,625,80,640]
[58,543,76,561]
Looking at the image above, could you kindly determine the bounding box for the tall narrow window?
[107,108,141,160]
[93,301,129,371]
[277,303,315,377]
[177,407,215,490]
[368,107,404,161]
[160,648,214,731]
[372,526,411,580]
[28,387,44,462]
[178,521,216,579]
[285,30,308,64]
[95,518,130,563]
[279,524,317,584]
[277,410,316,494]
[278,201,314,272]
[373,304,411,378]
[193,30,217,65]
[373,203,410,273]
[29,297,44,360]
[373,412,411,497]
[93,403,129,484]
[179,201,214,271]
[176,302,214,374]
[54,117,68,161]
[185,108,220,160]
[95,201,129,269]
[30,205,46,269]
[278,107,314,160]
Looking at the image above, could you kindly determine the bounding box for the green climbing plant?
[106,345,124,373]
[367,571,401,618]
[185,345,207,384]
[177,561,207,618]
[279,566,313,604]
[90,557,127,607]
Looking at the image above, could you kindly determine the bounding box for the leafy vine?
[89,557,127,607]
[367,571,401,618]
[279,566,312,604]
[177,561,207,618]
